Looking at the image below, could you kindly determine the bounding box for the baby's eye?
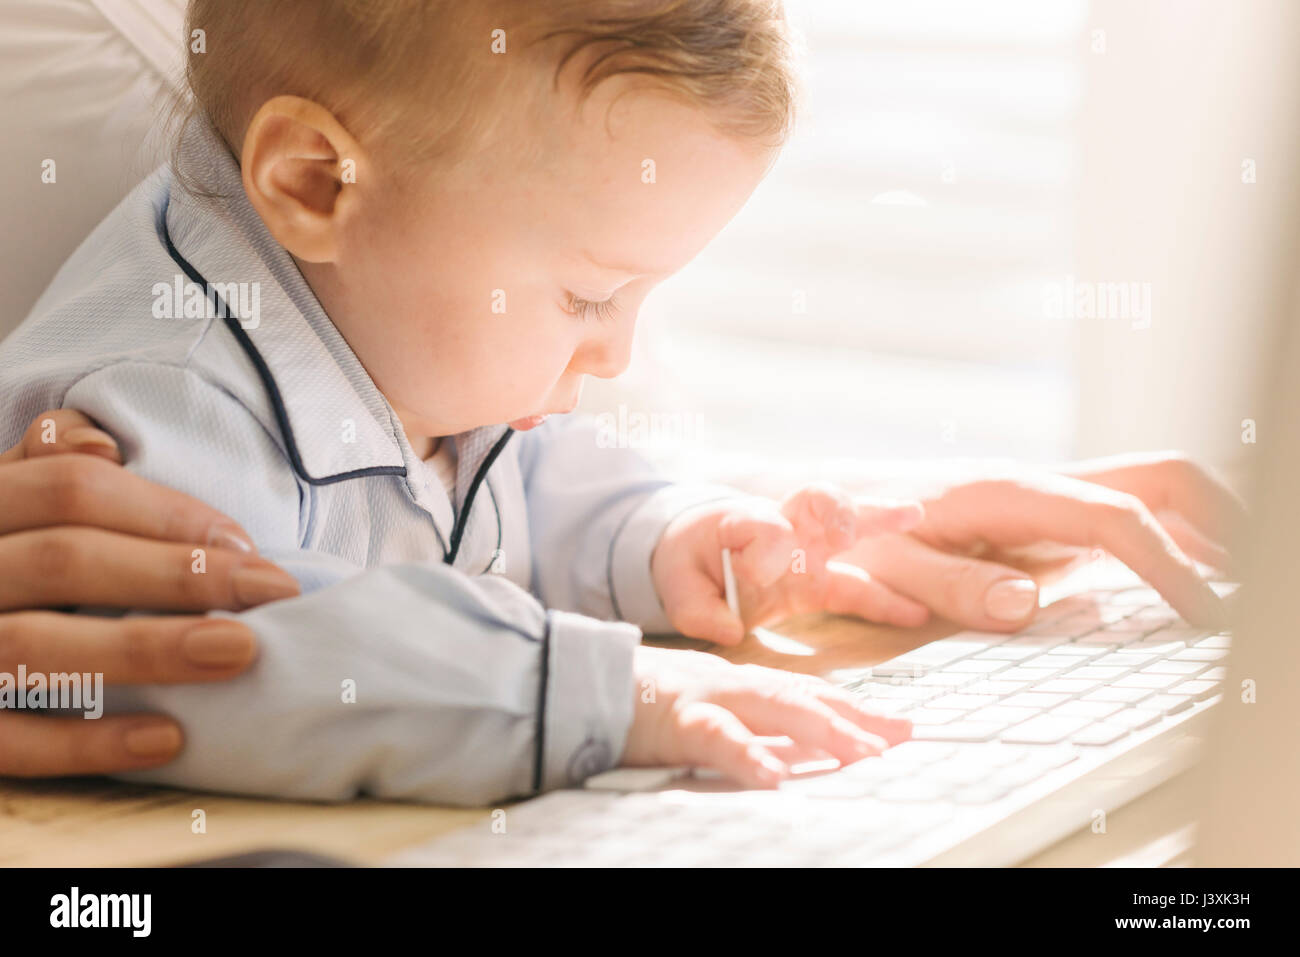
[566,292,620,323]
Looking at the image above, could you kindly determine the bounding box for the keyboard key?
[1107,587,1164,606]
[875,778,954,803]
[852,683,937,700]
[1092,651,1160,668]
[946,658,1009,674]
[926,693,1002,711]
[1194,635,1232,649]
[1168,679,1219,701]
[1083,686,1153,704]
[1140,660,1208,676]
[880,742,956,764]
[914,672,977,687]
[1115,672,1183,690]
[1063,665,1131,680]
[1000,715,1092,744]
[871,636,1001,676]
[1201,666,1227,681]
[1170,647,1228,662]
[1020,654,1087,671]
[953,783,1013,805]
[1097,620,1162,636]
[1053,699,1125,720]
[967,706,1037,726]
[1002,691,1071,709]
[906,708,967,725]
[780,775,878,799]
[1072,723,1129,746]
[1032,678,1101,694]
[1134,694,1195,715]
[998,665,1068,682]
[911,723,1003,743]
[960,679,1034,697]
[972,646,1039,661]
[1126,639,1188,656]
[1106,709,1161,730]
[1004,634,1071,649]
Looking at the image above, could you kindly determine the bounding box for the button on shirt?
[0,115,741,806]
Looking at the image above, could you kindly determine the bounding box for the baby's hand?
[651,483,928,644]
[624,646,911,786]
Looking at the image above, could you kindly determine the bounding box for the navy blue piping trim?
[478,477,506,574]
[445,429,514,565]
[159,203,407,487]
[532,611,552,793]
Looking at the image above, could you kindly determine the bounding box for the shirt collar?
[163,115,510,488]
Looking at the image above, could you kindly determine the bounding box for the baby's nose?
[574,329,634,380]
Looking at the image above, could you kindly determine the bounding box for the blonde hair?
[180,0,799,178]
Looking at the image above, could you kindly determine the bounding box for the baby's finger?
[781,483,859,550]
[664,564,745,645]
[822,560,931,628]
[812,690,913,748]
[849,497,926,537]
[674,701,788,788]
[717,508,798,587]
[717,684,890,765]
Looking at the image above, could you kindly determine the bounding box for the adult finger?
[0,527,299,612]
[821,560,931,628]
[0,712,184,776]
[0,408,120,464]
[864,533,1043,632]
[0,454,255,552]
[1067,454,1248,550]
[0,611,257,682]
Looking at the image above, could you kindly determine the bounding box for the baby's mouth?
[508,414,550,431]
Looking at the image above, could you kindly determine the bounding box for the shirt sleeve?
[61,361,640,806]
[515,414,747,634]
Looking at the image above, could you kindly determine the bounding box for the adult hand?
[0,409,299,777]
[835,452,1244,632]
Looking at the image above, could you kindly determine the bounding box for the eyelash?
[567,292,620,323]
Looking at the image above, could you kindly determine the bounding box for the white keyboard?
[389,586,1231,867]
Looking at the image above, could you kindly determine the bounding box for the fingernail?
[232,562,299,607]
[207,522,256,554]
[183,621,256,668]
[124,723,183,758]
[984,578,1039,621]
[64,426,118,451]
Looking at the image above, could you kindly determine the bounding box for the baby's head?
[184,0,797,453]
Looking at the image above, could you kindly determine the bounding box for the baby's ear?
[239,95,367,263]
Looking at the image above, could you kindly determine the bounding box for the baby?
[0,0,920,804]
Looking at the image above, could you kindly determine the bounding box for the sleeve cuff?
[539,609,642,791]
[607,482,747,634]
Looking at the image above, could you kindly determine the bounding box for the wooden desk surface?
[0,603,1197,868]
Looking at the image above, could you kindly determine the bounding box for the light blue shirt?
[0,116,739,805]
